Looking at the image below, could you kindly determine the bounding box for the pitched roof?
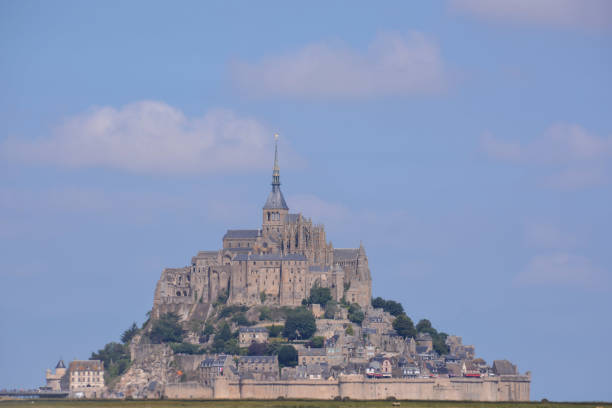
[234,253,307,262]
[55,359,66,369]
[239,356,277,364]
[223,229,260,239]
[286,213,300,223]
[239,327,268,333]
[69,360,103,372]
[493,360,517,376]
[299,348,326,356]
[333,248,359,261]
[263,187,288,210]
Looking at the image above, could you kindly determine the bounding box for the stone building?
[298,348,328,366]
[68,360,105,395]
[239,327,269,347]
[45,359,68,391]
[237,356,279,380]
[152,137,372,321]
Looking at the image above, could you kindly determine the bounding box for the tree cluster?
[371,297,404,316]
[211,322,240,355]
[90,342,130,381]
[149,312,185,344]
[416,318,449,355]
[348,303,364,324]
[282,307,316,340]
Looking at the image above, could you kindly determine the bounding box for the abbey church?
[153,138,372,320]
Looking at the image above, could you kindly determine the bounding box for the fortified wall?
[165,375,530,401]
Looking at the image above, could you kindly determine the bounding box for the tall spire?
[263,133,288,210]
[272,133,280,187]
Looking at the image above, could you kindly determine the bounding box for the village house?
[237,355,278,380]
[238,327,268,347]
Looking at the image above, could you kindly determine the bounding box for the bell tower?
[262,134,289,236]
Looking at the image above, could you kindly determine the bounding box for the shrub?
[266,325,283,338]
[149,313,185,344]
[308,336,325,348]
[121,322,139,344]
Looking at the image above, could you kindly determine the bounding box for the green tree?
[121,322,139,344]
[216,322,232,342]
[247,342,269,356]
[91,342,130,380]
[266,325,284,338]
[283,307,316,340]
[308,285,332,305]
[324,300,338,319]
[371,297,386,309]
[384,300,404,316]
[345,324,354,335]
[231,312,252,326]
[149,313,185,344]
[223,338,241,355]
[348,303,364,324]
[393,314,416,339]
[308,336,325,348]
[433,332,450,355]
[416,319,433,333]
[259,306,271,321]
[277,345,298,367]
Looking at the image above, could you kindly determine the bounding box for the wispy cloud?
[0,101,293,174]
[231,32,448,99]
[481,123,612,189]
[515,252,608,290]
[524,222,578,250]
[449,0,612,31]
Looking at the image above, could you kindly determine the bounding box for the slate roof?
[234,253,307,262]
[299,348,327,356]
[239,327,268,333]
[201,355,231,368]
[55,359,66,369]
[286,214,300,223]
[333,248,359,261]
[223,230,260,239]
[239,356,277,364]
[264,186,288,210]
[308,265,330,272]
[492,360,517,376]
[69,360,103,372]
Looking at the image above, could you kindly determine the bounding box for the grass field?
[1,400,611,408]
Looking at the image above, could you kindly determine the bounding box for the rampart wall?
[163,375,530,401]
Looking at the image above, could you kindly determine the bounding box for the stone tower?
[262,134,288,242]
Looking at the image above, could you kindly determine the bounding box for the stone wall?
[165,381,213,399]
[163,375,530,401]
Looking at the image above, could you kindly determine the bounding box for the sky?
[0,0,611,401]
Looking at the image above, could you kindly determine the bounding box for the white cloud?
[515,252,607,289]
[481,123,612,189]
[0,101,288,174]
[450,0,612,30]
[231,32,448,99]
[524,223,578,249]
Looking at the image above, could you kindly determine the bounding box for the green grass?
[0,400,611,408]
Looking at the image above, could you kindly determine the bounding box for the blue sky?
[1,0,611,401]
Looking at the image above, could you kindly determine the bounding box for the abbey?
[153,138,372,320]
